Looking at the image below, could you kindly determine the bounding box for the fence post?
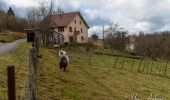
[113,56,119,68]
[138,57,143,72]
[131,59,135,71]
[142,61,147,72]
[28,47,37,100]
[88,49,93,65]
[7,65,16,100]
[147,62,150,74]
[150,60,154,74]
[164,59,168,76]
[121,58,125,70]
[158,63,163,75]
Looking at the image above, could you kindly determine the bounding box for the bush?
[85,40,95,52]
[0,31,26,43]
[94,50,141,59]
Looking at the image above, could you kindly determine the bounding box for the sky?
[1,0,170,35]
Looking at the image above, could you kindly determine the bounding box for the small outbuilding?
[25,29,64,46]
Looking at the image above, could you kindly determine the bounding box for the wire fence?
[0,30,39,100]
[67,47,170,78]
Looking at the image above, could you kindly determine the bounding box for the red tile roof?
[128,35,136,43]
[42,11,89,28]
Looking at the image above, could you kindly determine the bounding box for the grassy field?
[0,30,26,43]
[0,43,170,100]
[0,43,31,99]
[37,47,170,100]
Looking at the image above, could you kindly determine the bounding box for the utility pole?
[102,25,105,56]
[102,25,105,48]
[4,14,6,29]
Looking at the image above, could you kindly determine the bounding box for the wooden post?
[142,61,147,72]
[7,66,16,100]
[131,59,135,71]
[113,56,119,68]
[28,48,37,100]
[150,61,154,74]
[158,63,163,75]
[88,49,92,65]
[164,59,168,76]
[138,57,143,72]
[155,66,158,75]
[147,62,150,74]
[121,58,125,70]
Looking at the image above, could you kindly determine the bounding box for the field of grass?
[94,49,169,74]
[37,47,170,100]
[0,30,26,43]
[0,43,170,100]
[0,43,31,99]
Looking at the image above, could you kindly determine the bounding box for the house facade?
[44,11,89,43]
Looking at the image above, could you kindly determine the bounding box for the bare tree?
[26,8,39,28]
[135,31,170,60]
[26,0,58,29]
[0,1,4,31]
[0,1,3,11]
[105,24,128,51]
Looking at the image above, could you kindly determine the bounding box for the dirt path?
[0,39,26,56]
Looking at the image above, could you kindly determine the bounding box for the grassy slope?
[37,47,170,100]
[0,30,26,43]
[0,43,169,100]
[0,43,31,100]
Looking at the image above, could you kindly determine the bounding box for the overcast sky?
[2,0,170,35]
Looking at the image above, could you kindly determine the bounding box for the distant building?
[126,35,136,52]
[42,11,89,43]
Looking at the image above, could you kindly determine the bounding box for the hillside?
[37,47,170,99]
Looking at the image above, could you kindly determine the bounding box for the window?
[69,27,72,32]
[74,27,76,32]
[81,28,83,33]
[58,27,64,32]
[75,20,76,24]
[81,36,84,41]
[80,21,81,25]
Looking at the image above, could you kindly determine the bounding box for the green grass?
[37,47,170,99]
[0,30,26,43]
[0,43,170,100]
[0,43,31,99]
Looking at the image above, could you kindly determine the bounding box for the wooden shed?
[25,29,64,46]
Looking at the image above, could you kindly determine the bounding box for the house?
[126,35,136,52]
[42,11,89,43]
